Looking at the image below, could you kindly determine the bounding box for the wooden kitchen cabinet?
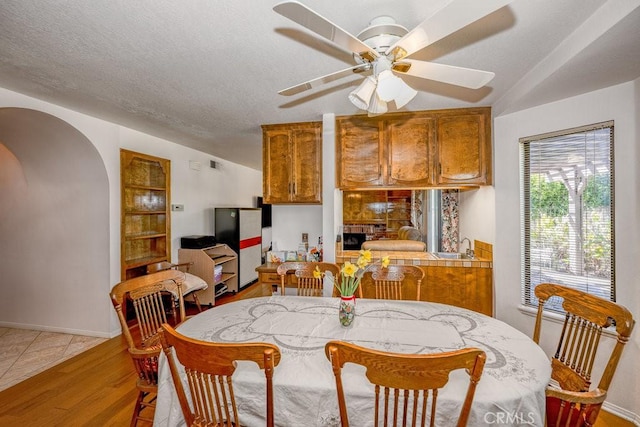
[262,121,322,204]
[435,108,492,186]
[336,114,434,189]
[387,116,434,186]
[336,107,491,189]
[421,265,493,317]
[336,117,384,187]
[120,149,171,280]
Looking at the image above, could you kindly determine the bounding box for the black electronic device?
[256,196,272,228]
[180,235,216,249]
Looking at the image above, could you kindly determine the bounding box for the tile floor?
[0,327,107,392]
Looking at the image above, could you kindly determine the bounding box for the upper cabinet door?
[336,117,384,188]
[263,128,292,204]
[387,116,434,187]
[291,124,322,203]
[436,109,491,185]
[262,122,322,204]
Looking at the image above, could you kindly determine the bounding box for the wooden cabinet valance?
[336,107,491,189]
[262,121,322,204]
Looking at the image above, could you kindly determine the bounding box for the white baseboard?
[602,401,640,425]
[0,320,111,339]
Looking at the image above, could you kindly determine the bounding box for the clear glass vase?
[339,295,356,327]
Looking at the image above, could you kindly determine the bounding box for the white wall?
[458,186,496,245]
[0,87,261,337]
[493,80,640,420]
[271,205,322,252]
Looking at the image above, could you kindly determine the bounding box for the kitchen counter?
[256,241,494,316]
[337,240,494,316]
[335,250,492,268]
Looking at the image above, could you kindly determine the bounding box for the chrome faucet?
[461,237,474,258]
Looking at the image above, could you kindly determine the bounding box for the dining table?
[153,295,551,427]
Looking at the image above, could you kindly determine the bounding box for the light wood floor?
[0,282,632,426]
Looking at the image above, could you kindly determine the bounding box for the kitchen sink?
[433,252,474,260]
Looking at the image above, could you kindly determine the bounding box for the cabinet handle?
[292,183,296,195]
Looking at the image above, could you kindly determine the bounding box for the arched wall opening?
[0,108,110,335]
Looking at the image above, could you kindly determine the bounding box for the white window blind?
[520,121,614,310]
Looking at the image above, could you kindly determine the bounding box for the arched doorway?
[0,108,110,335]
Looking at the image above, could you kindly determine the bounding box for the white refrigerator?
[214,208,262,290]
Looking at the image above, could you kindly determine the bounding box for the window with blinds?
[520,121,615,311]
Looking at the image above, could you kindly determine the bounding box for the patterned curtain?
[411,190,423,231]
[441,190,459,252]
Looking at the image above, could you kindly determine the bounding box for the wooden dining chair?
[146,261,203,312]
[358,264,425,301]
[159,323,282,427]
[110,269,187,426]
[533,283,635,427]
[325,341,486,427]
[276,261,340,296]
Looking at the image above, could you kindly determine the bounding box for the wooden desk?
[255,263,306,295]
[255,263,281,288]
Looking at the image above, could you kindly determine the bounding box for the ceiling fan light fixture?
[367,91,388,117]
[349,76,377,110]
[391,79,418,109]
[375,69,402,102]
[374,69,417,108]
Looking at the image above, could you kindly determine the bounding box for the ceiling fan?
[273,0,513,115]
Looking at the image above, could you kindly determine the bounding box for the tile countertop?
[335,250,493,269]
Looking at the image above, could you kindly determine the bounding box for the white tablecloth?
[153,296,550,427]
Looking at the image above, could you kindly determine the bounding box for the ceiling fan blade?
[278,64,371,96]
[394,59,495,89]
[273,1,379,60]
[386,0,513,59]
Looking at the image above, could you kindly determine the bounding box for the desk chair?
[358,264,424,301]
[160,323,281,427]
[110,270,187,426]
[325,341,486,427]
[533,283,635,427]
[276,261,340,297]
[146,261,205,312]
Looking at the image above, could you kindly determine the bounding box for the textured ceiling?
[1,0,638,170]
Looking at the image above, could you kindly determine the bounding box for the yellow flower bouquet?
[314,249,389,326]
[314,249,390,297]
